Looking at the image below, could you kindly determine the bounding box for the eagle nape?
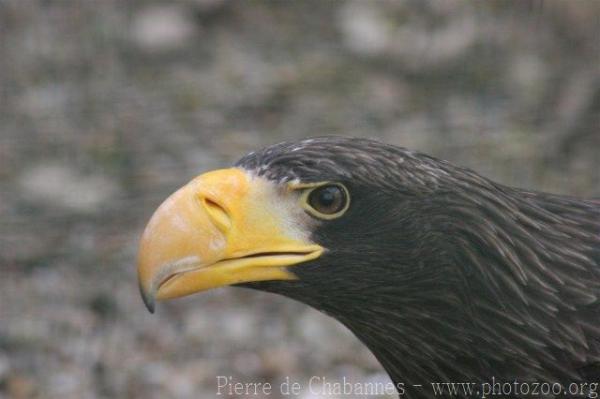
[137,136,600,397]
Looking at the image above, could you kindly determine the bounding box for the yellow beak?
[137,168,323,312]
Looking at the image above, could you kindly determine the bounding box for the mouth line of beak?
[147,246,323,307]
[157,250,317,291]
[141,245,324,314]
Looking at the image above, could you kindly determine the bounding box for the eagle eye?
[301,183,350,219]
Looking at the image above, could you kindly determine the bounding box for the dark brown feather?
[237,137,600,398]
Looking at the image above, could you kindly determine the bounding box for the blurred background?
[1,1,599,398]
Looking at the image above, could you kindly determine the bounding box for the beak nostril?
[203,197,232,232]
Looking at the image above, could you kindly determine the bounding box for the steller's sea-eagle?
[137,137,600,398]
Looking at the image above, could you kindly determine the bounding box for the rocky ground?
[0,1,599,398]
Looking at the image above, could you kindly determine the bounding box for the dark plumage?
[235,137,600,397]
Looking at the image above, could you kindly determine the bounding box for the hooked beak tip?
[139,281,155,314]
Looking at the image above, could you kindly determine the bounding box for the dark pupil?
[310,185,344,214]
